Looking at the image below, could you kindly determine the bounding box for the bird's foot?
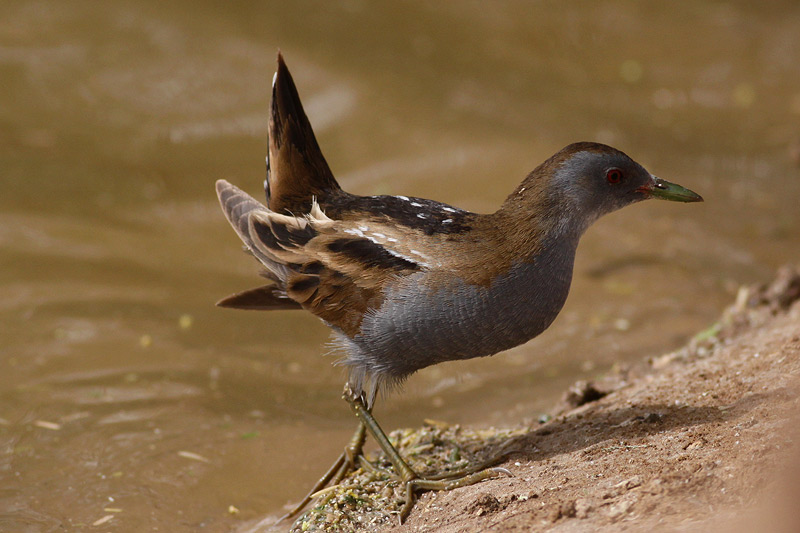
[399,466,512,523]
[342,384,512,523]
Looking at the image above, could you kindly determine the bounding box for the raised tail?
[266,52,342,214]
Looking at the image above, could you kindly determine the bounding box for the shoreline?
[246,265,800,533]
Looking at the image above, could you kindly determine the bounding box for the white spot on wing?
[272,72,277,87]
[416,213,428,219]
[344,228,365,237]
[384,247,421,265]
[410,202,423,207]
[396,196,409,201]
[341,228,417,259]
[442,219,452,224]
[382,247,431,268]
[442,207,456,213]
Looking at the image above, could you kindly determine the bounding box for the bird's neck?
[489,178,585,261]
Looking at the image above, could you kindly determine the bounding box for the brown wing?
[216,179,294,283]
[217,179,425,334]
[246,204,425,336]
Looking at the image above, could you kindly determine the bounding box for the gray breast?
[338,237,578,389]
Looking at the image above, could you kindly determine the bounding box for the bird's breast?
[347,237,578,381]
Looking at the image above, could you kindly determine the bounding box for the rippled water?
[2,1,799,531]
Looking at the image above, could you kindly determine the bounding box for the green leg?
[343,385,510,524]
[345,386,417,482]
[341,421,368,475]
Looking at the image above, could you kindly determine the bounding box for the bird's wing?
[217,179,432,334]
[247,201,433,335]
[216,179,295,283]
[216,284,302,311]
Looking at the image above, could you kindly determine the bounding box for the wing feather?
[216,285,302,310]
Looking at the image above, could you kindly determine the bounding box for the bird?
[215,53,703,523]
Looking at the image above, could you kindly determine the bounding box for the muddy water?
[2,1,799,531]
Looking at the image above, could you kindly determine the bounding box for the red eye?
[606,168,623,184]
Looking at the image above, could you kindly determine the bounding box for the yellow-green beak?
[646,176,704,203]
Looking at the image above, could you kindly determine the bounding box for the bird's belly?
[350,248,576,381]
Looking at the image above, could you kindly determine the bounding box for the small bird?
[215,53,702,522]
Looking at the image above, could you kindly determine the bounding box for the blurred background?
[1,1,799,530]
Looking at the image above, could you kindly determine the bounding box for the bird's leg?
[343,385,510,523]
[344,385,418,481]
[338,420,368,479]
[276,421,367,523]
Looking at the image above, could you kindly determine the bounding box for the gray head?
[542,142,702,233]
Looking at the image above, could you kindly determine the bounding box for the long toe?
[399,466,510,523]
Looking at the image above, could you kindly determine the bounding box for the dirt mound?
[269,266,800,532]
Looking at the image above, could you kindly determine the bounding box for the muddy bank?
[248,266,800,532]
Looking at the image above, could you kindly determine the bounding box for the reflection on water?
[1,1,799,530]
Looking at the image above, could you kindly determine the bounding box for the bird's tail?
[266,52,342,214]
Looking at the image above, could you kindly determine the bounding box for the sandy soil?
[255,266,800,533]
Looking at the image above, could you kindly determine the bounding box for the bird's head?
[540,142,702,233]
